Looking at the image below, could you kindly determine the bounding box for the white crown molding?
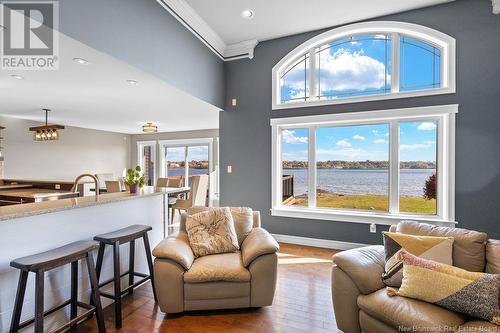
[224,39,259,60]
[493,0,500,14]
[156,0,257,61]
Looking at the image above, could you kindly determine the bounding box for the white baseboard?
[272,234,368,250]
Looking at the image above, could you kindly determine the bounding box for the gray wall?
[220,0,500,244]
[55,0,224,108]
[0,116,131,180]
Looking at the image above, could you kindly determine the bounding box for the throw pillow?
[387,250,500,324]
[229,207,254,245]
[382,231,453,287]
[186,207,239,258]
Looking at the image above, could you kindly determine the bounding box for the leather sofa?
[332,221,500,333]
[152,208,280,313]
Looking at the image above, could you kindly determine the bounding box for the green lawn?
[292,193,436,215]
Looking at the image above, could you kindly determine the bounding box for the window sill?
[272,87,455,110]
[271,206,457,228]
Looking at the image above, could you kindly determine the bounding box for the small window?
[400,37,441,92]
[271,105,457,226]
[273,21,455,109]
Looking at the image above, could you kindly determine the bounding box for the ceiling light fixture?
[126,79,138,85]
[72,57,89,65]
[10,74,24,80]
[142,122,158,133]
[29,109,65,141]
[241,9,254,19]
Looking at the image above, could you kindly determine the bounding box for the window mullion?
[389,120,400,214]
[308,49,318,100]
[391,32,400,93]
[308,126,317,208]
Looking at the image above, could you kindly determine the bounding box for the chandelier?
[142,122,158,133]
[29,109,65,141]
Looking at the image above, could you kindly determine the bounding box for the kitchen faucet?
[71,174,99,198]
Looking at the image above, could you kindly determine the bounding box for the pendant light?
[29,109,65,141]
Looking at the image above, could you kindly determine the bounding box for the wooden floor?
[74,243,340,333]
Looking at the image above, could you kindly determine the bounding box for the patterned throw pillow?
[383,232,453,287]
[387,250,500,324]
[186,207,240,258]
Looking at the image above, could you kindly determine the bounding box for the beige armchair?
[152,208,280,313]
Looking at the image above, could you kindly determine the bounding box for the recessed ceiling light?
[72,57,89,65]
[241,9,254,19]
[10,74,24,80]
[126,79,138,85]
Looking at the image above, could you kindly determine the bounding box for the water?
[283,168,435,197]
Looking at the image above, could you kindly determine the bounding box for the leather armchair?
[152,209,279,313]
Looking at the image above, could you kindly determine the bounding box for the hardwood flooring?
[74,243,341,333]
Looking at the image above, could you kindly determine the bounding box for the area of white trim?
[493,0,500,14]
[224,39,259,60]
[271,104,457,227]
[272,234,368,250]
[272,21,456,110]
[156,0,258,61]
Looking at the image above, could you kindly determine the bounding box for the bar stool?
[93,224,157,328]
[9,241,106,333]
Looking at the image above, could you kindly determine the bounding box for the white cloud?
[316,148,386,161]
[353,134,365,141]
[282,130,308,144]
[373,139,387,144]
[336,139,352,148]
[417,122,437,131]
[319,48,389,91]
[400,143,433,151]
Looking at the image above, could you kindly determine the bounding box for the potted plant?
[125,165,146,193]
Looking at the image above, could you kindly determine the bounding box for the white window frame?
[271,104,457,227]
[137,140,157,186]
[159,138,215,205]
[272,21,456,110]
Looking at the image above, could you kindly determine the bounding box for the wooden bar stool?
[9,241,106,333]
[93,224,157,328]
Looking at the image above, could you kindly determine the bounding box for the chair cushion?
[388,250,500,324]
[395,221,487,272]
[382,232,453,287]
[185,207,239,258]
[486,239,500,274]
[230,207,254,245]
[184,252,251,283]
[358,289,466,330]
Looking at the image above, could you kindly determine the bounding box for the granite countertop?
[0,186,190,221]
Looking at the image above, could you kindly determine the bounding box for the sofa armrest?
[241,228,279,267]
[152,231,194,270]
[333,245,385,295]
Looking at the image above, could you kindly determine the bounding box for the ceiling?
[0,31,220,134]
[184,0,454,45]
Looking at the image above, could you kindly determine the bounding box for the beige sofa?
[152,208,280,313]
[332,221,500,333]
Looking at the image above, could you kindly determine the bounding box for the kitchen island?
[0,186,184,333]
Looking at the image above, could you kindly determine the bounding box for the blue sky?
[282,121,437,162]
[281,35,440,101]
[165,146,208,162]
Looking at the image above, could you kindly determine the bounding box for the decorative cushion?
[184,252,250,283]
[486,239,500,274]
[229,207,253,245]
[382,231,453,287]
[185,207,239,258]
[387,250,500,324]
[395,221,487,272]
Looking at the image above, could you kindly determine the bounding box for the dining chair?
[105,180,121,193]
[156,178,168,188]
[95,173,114,192]
[170,174,208,222]
[167,176,184,188]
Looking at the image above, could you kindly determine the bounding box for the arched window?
[272,22,455,109]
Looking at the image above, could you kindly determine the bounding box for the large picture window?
[271,105,457,226]
[272,22,455,109]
